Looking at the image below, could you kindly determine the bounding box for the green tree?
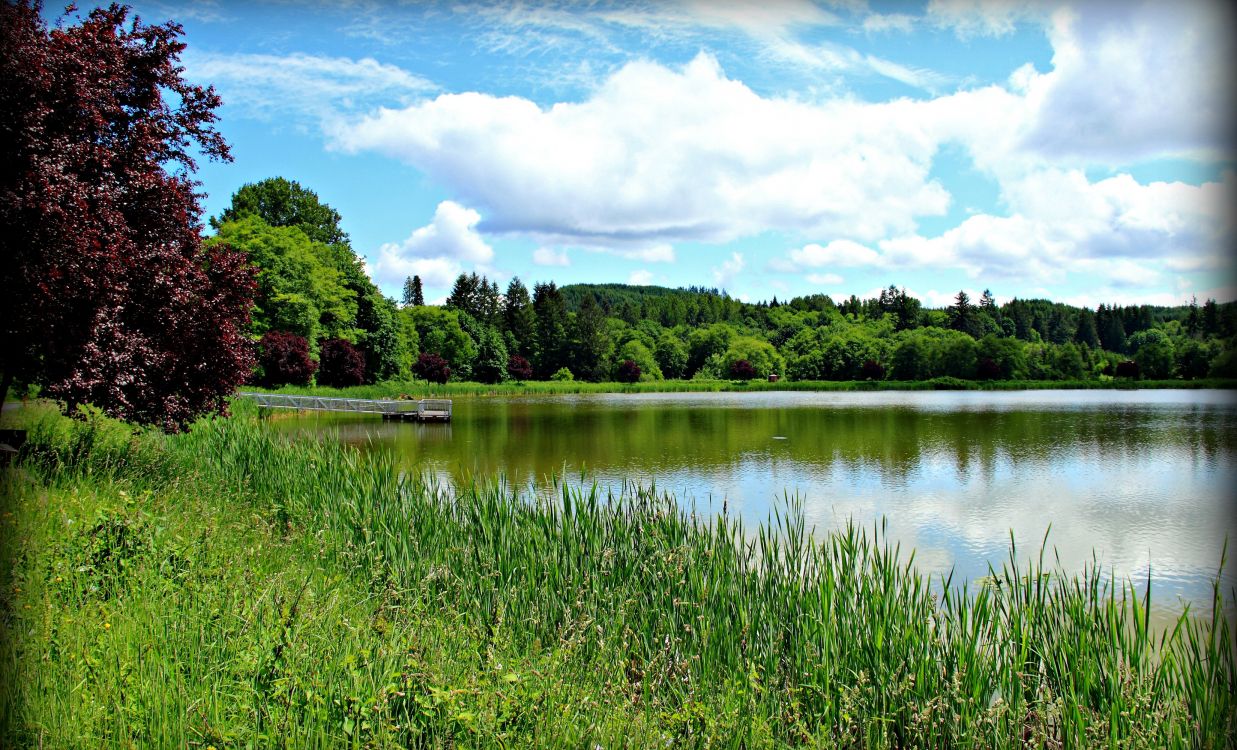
[654,334,689,379]
[402,275,424,307]
[503,277,536,358]
[473,325,509,384]
[570,294,612,381]
[212,177,347,246]
[208,215,357,343]
[719,337,784,379]
[533,282,569,378]
[614,340,662,381]
[975,335,1028,380]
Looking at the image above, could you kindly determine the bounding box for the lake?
[271,389,1237,607]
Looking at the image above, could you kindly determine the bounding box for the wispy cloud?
[183,50,437,121]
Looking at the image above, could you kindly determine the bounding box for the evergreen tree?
[1074,308,1099,348]
[402,275,424,307]
[533,282,569,378]
[571,293,611,381]
[503,277,536,358]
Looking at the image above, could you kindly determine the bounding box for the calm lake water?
[272,389,1237,607]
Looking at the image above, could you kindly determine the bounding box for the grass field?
[1,404,1234,747]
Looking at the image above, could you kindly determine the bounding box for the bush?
[1114,360,1140,379]
[507,354,533,382]
[860,359,885,381]
[258,331,316,386]
[413,352,451,384]
[616,359,642,383]
[928,376,974,390]
[729,359,757,380]
[317,338,366,388]
[551,367,574,382]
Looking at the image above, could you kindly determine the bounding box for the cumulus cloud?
[781,239,883,270]
[1016,2,1236,162]
[185,51,436,121]
[713,252,745,288]
[628,269,655,285]
[366,201,493,288]
[332,53,951,248]
[532,247,570,266]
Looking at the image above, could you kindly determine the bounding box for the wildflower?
[103,623,111,630]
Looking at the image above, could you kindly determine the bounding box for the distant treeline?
[211,177,1236,388]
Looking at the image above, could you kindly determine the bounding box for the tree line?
[208,177,1237,389]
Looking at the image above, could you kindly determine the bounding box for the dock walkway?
[237,392,452,422]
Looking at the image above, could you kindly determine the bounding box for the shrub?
[317,338,366,388]
[507,354,533,382]
[258,331,316,386]
[1114,360,1140,379]
[616,359,642,383]
[860,359,886,381]
[729,359,757,380]
[413,352,451,384]
[551,367,574,382]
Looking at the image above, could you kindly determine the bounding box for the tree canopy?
[0,2,253,430]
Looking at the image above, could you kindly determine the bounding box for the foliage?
[570,294,613,382]
[614,340,662,381]
[729,359,757,380]
[550,367,574,382]
[209,216,356,342]
[211,176,347,246]
[615,359,642,383]
[0,1,253,431]
[258,331,317,387]
[413,353,451,385]
[473,325,509,384]
[507,355,533,382]
[317,338,366,388]
[402,307,477,381]
[1115,360,1140,379]
[402,275,425,307]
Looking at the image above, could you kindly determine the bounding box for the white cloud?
[805,272,844,286]
[628,269,654,285]
[185,51,436,121]
[532,247,570,266]
[862,13,914,34]
[1016,2,1236,162]
[713,252,745,288]
[776,239,883,270]
[365,201,493,288]
[926,0,1047,39]
[332,53,950,248]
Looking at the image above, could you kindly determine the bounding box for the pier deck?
[237,392,452,422]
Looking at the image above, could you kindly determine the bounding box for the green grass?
[2,404,1234,747]
[244,376,1237,400]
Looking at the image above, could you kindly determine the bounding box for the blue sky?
[68,0,1236,307]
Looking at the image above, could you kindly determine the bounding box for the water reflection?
[272,390,1237,607]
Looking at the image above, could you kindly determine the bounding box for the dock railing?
[237,392,449,421]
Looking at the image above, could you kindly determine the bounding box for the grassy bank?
[2,405,1234,747]
[247,376,1237,400]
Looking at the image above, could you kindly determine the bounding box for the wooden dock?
[238,392,452,422]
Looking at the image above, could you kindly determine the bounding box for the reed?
[2,405,1233,747]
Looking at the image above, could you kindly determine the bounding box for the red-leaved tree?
[0,2,254,431]
[413,353,451,385]
[258,332,317,387]
[317,338,366,388]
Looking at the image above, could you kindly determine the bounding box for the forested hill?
[558,282,1228,348]
[204,176,1237,388]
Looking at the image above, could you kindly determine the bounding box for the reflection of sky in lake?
[270,389,1237,609]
